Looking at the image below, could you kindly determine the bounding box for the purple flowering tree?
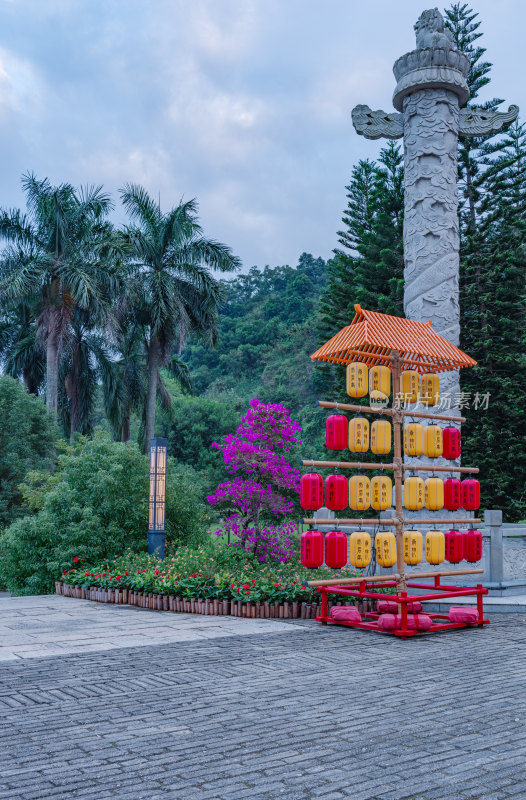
[207,398,301,563]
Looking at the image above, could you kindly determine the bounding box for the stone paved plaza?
[1,598,526,800]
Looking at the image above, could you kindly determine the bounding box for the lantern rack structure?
[302,305,489,638]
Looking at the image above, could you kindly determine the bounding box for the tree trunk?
[66,342,79,444]
[121,412,131,443]
[46,328,59,422]
[144,334,160,453]
[23,368,39,395]
[69,386,77,444]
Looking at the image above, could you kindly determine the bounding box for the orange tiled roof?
[311,305,477,373]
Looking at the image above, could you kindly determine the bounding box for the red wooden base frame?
[316,576,489,638]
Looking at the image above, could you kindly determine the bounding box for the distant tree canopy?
[183,252,328,417]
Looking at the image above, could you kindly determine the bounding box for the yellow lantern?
[349,531,371,568]
[375,531,397,568]
[401,370,419,403]
[369,365,391,399]
[371,475,392,511]
[346,362,368,398]
[421,373,440,406]
[425,530,445,565]
[349,417,369,453]
[371,419,391,455]
[403,423,424,456]
[404,476,424,510]
[424,425,443,458]
[348,475,371,511]
[424,477,444,510]
[403,530,423,566]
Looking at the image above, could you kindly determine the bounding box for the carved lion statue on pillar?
[414,8,456,50]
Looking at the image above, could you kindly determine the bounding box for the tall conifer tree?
[316,143,404,398]
[446,4,526,519]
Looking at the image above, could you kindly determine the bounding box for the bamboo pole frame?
[318,399,466,423]
[302,518,481,526]
[391,352,406,593]
[302,348,484,603]
[302,459,479,474]
[307,568,484,588]
[302,518,396,526]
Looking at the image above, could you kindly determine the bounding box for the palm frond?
[166,354,193,395]
[120,183,161,233]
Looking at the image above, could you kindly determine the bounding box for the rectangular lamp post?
[148,437,167,559]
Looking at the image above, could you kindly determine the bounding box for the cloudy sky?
[1,0,524,271]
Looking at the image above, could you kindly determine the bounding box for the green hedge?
[0,433,209,595]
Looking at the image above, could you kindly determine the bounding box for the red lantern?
[445,529,464,563]
[326,415,348,451]
[442,427,461,460]
[300,530,324,568]
[300,473,323,511]
[324,474,348,511]
[464,529,483,563]
[324,530,347,569]
[444,478,462,511]
[462,479,480,510]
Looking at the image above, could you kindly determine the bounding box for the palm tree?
[0,293,45,395]
[58,308,124,443]
[120,184,240,450]
[0,174,121,420]
[105,316,145,442]
[107,310,193,444]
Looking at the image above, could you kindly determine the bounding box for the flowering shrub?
[208,399,301,563]
[60,545,363,603]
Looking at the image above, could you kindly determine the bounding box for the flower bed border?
[55,582,376,619]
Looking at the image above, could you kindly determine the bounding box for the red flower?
[273,583,281,588]
[124,571,128,576]
[154,570,160,576]
[116,576,121,581]
[242,583,250,589]
[251,579,256,585]
[230,583,235,589]
[109,576,113,580]
[191,574,197,578]
[73,556,80,563]
[246,589,251,595]
[84,572,89,576]
[236,588,240,593]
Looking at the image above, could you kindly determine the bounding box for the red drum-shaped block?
[324,474,348,511]
[445,529,464,563]
[442,427,461,460]
[325,415,348,451]
[464,529,483,563]
[462,479,481,511]
[324,531,348,569]
[300,530,324,569]
[300,473,323,511]
[444,478,462,511]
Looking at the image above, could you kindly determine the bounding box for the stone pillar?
[392,44,470,421]
[486,509,503,584]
